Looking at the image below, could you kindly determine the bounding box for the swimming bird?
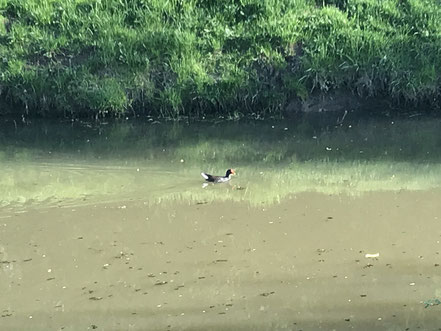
[201,169,235,183]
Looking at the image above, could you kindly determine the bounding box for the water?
[1,115,441,208]
[1,115,441,330]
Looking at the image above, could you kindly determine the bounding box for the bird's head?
[226,169,236,177]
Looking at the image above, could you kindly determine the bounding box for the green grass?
[1,0,441,117]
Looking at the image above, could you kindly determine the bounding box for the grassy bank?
[1,0,440,118]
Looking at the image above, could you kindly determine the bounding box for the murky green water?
[1,114,441,208]
[1,114,441,330]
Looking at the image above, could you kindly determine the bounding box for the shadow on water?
[1,112,441,207]
[1,112,441,164]
[1,113,441,330]
[1,307,439,331]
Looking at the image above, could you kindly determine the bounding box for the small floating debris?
[1,311,12,318]
[365,253,380,258]
[259,291,275,297]
[89,296,103,301]
[423,298,441,308]
[154,281,168,286]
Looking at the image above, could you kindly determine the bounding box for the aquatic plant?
[0,0,440,117]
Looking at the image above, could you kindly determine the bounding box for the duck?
[201,169,235,183]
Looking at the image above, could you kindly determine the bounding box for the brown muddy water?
[1,116,441,330]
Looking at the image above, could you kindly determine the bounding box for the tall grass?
[0,0,440,117]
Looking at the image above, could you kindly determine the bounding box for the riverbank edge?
[0,89,435,120]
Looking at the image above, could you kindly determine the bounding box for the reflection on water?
[1,114,441,208]
[1,114,441,330]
